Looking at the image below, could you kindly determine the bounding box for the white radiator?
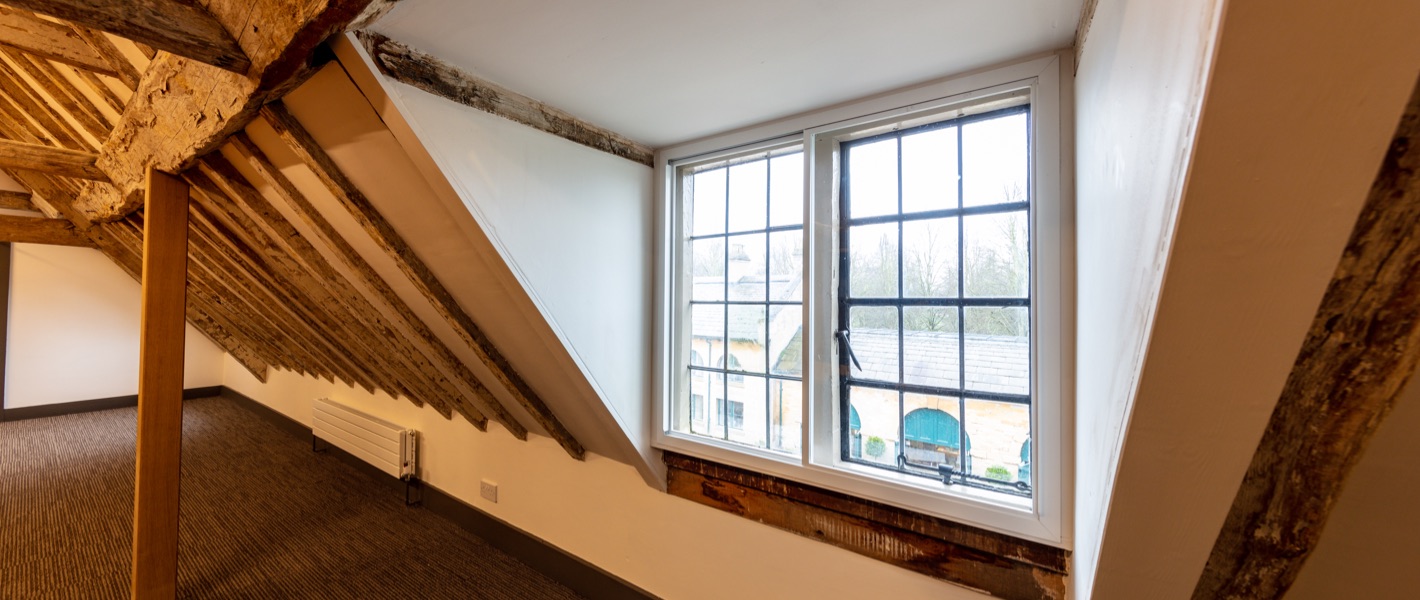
[312,398,418,480]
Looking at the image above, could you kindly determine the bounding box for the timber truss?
[0,0,584,459]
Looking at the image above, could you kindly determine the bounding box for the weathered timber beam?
[0,188,32,210]
[665,452,1068,600]
[0,6,115,75]
[262,101,586,459]
[0,213,92,246]
[0,138,104,179]
[191,160,460,417]
[0,0,249,73]
[1192,77,1420,599]
[197,152,487,426]
[357,31,654,167]
[0,55,91,150]
[71,65,124,114]
[68,24,139,89]
[70,0,396,223]
[3,48,112,140]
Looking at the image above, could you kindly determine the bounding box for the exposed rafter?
[0,188,33,210]
[356,31,654,167]
[0,138,104,179]
[0,6,116,76]
[69,0,397,223]
[0,213,91,246]
[0,0,249,73]
[1193,77,1420,599]
[262,100,586,459]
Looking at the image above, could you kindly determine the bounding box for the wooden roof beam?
[0,188,33,210]
[357,31,653,167]
[67,0,397,223]
[0,6,116,76]
[1193,77,1420,599]
[0,213,92,246]
[262,101,586,459]
[0,138,104,179]
[0,0,249,73]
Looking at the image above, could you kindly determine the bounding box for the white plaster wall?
[222,358,989,600]
[4,244,224,408]
[1076,0,1420,597]
[1072,0,1223,593]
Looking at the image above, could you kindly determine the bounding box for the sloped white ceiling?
[370,0,1084,147]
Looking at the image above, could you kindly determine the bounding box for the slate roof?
[691,277,799,342]
[847,328,1029,396]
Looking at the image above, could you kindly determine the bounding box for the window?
[657,56,1068,543]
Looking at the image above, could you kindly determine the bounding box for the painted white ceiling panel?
[371,0,1083,147]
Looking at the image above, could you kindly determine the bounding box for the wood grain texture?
[0,214,92,246]
[357,31,654,167]
[0,55,91,150]
[1192,77,1420,600]
[130,168,188,599]
[0,138,104,179]
[69,24,141,89]
[664,453,1068,600]
[0,6,115,75]
[70,0,394,223]
[0,188,32,210]
[1,0,249,73]
[3,48,112,141]
[226,133,514,435]
[262,100,585,459]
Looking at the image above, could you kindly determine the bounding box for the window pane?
[727,159,768,233]
[690,370,721,437]
[727,305,767,374]
[963,398,1031,486]
[769,305,802,378]
[848,306,898,383]
[964,306,1029,396]
[691,303,724,370]
[902,394,965,472]
[691,237,725,301]
[725,233,767,300]
[847,138,898,219]
[690,167,726,236]
[902,127,958,213]
[769,229,802,302]
[848,223,898,298]
[847,386,899,467]
[903,307,959,389]
[962,112,1028,207]
[726,375,767,448]
[963,211,1028,298]
[902,217,958,298]
[769,152,804,227]
[770,378,802,454]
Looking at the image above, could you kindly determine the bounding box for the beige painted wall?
[222,358,990,599]
[4,244,224,409]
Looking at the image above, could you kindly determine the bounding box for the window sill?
[663,451,1068,600]
[655,431,1054,543]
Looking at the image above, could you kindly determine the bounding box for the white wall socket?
[480,479,498,503]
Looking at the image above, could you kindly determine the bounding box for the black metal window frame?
[836,104,1034,497]
[682,147,804,452]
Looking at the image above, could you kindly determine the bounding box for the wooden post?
[130,168,188,599]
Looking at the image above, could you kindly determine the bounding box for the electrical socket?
[480,479,498,503]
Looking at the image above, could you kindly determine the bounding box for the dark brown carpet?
[0,396,584,600]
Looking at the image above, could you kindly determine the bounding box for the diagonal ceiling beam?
[0,6,115,76]
[0,138,104,179]
[357,31,654,167]
[261,100,587,460]
[0,188,33,210]
[0,213,92,246]
[1193,76,1420,599]
[0,0,249,73]
[68,0,397,224]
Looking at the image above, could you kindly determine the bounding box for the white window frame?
[652,54,1072,546]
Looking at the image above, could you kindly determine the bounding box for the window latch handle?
[837,330,863,371]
